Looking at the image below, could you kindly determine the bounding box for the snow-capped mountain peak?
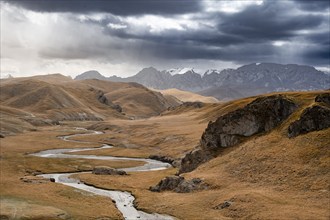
[166,68,196,75]
[204,69,221,76]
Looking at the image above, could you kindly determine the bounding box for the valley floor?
[0,92,329,219]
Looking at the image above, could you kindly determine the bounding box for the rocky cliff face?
[179,95,298,173]
[288,93,330,137]
[201,95,298,150]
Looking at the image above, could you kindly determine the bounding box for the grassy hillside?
[0,87,328,219]
[78,90,330,219]
[0,74,180,135]
[153,88,219,103]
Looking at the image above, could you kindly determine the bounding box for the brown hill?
[0,73,72,85]
[0,74,180,135]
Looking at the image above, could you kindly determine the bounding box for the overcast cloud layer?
[1,0,329,77]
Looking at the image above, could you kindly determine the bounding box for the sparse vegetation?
[0,75,329,219]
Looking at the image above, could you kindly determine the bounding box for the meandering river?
[31,129,173,220]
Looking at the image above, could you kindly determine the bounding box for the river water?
[31,129,173,220]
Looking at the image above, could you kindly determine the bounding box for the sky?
[1,0,329,77]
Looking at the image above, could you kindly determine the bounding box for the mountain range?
[75,63,330,101]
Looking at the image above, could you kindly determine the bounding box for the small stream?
[31,129,173,220]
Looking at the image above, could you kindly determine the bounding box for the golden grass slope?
[74,90,330,219]
[0,89,328,219]
[0,74,181,135]
[153,88,219,103]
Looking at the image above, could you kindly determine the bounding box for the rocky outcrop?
[315,93,330,105]
[92,166,127,175]
[288,105,330,137]
[174,178,208,193]
[201,95,297,150]
[179,149,214,174]
[149,176,208,193]
[179,95,297,173]
[150,176,183,192]
[96,90,122,112]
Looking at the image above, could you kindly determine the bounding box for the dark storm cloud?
[218,2,324,42]
[306,32,330,46]
[6,0,201,15]
[101,1,324,44]
[293,0,330,11]
[104,27,245,47]
[97,0,328,64]
[132,39,277,63]
[5,0,328,69]
[302,45,330,65]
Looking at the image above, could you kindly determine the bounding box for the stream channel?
[30,129,173,220]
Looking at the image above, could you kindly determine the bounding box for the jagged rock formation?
[92,166,127,175]
[288,93,330,137]
[149,176,207,193]
[179,95,298,173]
[94,89,122,112]
[288,105,330,137]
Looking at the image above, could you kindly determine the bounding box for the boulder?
[149,176,184,192]
[149,176,207,193]
[174,178,208,193]
[92,166,127,175]
[288,105,330,137]
[179,95,297,173]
